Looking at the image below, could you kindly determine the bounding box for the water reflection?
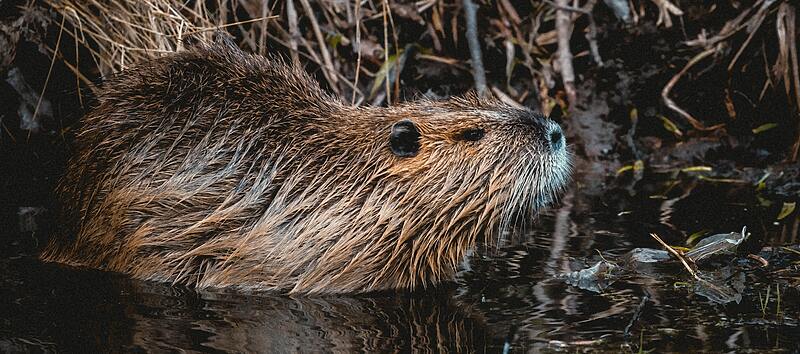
[126,285,490,352]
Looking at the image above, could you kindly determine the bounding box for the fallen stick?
[650,233,700,281]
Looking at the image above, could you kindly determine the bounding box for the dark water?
[2,167,798,353]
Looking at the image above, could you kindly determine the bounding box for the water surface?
[2,168,798,353]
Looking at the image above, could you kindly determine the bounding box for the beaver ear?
[389,120,420,157]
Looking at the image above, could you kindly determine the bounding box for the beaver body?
[42,39,571,294]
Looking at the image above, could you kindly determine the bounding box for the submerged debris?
[693,271,745,305]
[559,260,620,293]
[624,247,671,264]
[563,227,766,304]
[5,67,52,133]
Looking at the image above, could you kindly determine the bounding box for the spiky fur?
[41,38,571,294]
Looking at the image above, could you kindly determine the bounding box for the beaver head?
[42,38,571,294]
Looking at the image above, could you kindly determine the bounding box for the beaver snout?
[547,124,565,152]
[516,110,565,152]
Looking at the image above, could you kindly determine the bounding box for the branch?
[285,0,300,66]
[555,0,576,105]
[661,48,725,131]
[463,0,487,96]
[297,0,340,94]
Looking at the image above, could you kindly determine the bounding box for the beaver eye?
[461,128,485,142]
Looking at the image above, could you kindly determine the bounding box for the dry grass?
[44,0,570,109]
[46,1,215,74]
[38,0,800,158]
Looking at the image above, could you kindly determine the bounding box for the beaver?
[41,37,571,294]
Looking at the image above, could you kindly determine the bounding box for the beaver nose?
[547,124,565,151]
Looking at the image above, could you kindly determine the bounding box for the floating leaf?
[752,123,778,134]
[777,202,796,220]
[685,226,749,263]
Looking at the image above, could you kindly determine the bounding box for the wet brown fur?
[41,38,571,294]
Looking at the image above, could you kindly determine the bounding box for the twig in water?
[462,0,487,97]
[650,233,699,280]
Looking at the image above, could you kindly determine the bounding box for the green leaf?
[698,176,745,183]
[616,160,644,175]
[777,202,796,220]
[681,166,712,173]
[368,50,403,98]
[659,115,683,137]
[327,33,343,50]
[755,173,770,191]
[686,229,710,246]
[752,123,778,134]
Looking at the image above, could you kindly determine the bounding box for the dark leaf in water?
[685,226,749,263]
[559,260,619,293]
